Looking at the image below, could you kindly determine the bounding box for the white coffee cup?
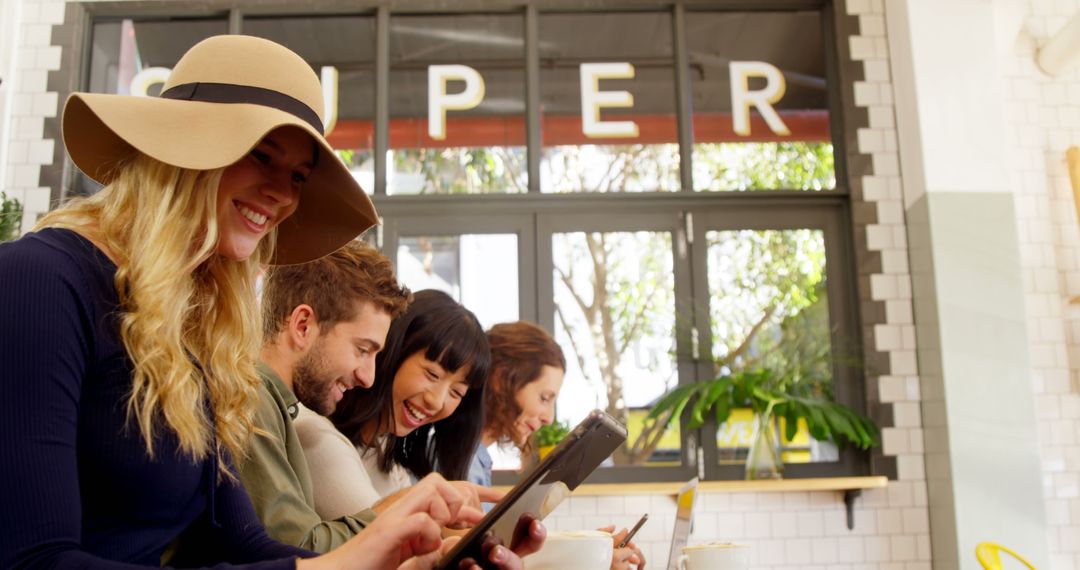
[524,530,613,570]
[676,542,749,570]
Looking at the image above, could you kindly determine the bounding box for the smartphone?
[436,410,627,570]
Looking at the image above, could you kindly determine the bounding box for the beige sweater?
[293,405,412,520]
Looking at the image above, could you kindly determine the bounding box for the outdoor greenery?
[546,142,844,466]
[553,229,675,465]
[534,420,571,448]
[694,141,835,191]
[646,361,879,452]
[390,140,853,466]
[708,229,829,377]
[0,193,22,242]
[335,148,372,170]
[390,147,528,194]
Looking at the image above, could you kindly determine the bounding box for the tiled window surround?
[0,0,944,568]
[2,0,64,230]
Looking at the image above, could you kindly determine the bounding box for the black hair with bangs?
[330,289,491,481]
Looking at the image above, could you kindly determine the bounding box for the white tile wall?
[545,489,930,569]
[2,0,65,232]
[1000,0,1080,568]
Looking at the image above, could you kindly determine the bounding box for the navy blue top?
[0,228,312,569]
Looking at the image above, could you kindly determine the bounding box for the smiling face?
[389,351,471,437]
[215,126,315,261]
[509,365,565,446]
[292,302,393,417]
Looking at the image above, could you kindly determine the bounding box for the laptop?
[665,477,700,570]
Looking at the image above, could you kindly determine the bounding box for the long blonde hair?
[37,154,270,472]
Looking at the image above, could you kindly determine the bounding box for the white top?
[293,404,412,520]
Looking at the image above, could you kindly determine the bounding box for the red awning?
[326,110,830,150]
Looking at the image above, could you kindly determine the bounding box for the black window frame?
[72,0,871,484]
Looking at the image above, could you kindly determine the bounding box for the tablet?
[436,409,627,570]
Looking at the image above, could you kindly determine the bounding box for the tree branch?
[555,264,593,320]
[715,304,778,373]
[555,303,591,386]
[615,282,664,357]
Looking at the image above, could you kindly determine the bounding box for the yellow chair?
[976,542,1036,570]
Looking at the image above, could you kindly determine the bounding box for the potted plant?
[646,366,878,479]
[533,420,571,460]
[0,192,22,243]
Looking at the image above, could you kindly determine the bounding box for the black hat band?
[160,82,324,135]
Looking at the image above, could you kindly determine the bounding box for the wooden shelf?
[492,476,886,497]
[491,476,887,530]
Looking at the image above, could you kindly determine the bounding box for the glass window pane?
[81,18,228,196]
[388,15,526,195]
[396,234,518,330]
[244,16,376,193]
[552,231,678,467]
[707,229,837,464]
[88,18,228,96]
[687,11,835,191]
[539,13,680,193]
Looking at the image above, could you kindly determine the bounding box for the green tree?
[391,147,527,194]
[390,139,837,465]
[550,142,836,465]
[693,142,835,191]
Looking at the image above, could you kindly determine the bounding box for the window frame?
[72,0,871,484]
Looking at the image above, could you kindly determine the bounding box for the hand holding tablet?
[437,410,628,570]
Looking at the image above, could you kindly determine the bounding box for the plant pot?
[745,411,784,480]
[538,445,556,460]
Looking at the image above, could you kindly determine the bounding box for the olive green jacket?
[237,363,376,552]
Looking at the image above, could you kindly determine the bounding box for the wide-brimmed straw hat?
[62,34,378,265]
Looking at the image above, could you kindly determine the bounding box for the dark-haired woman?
[296,289,493,518]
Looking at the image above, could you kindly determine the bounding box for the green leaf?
[688,378,732,429]
[647,383,698,422]
[713,396,734,426]
[800,400,831,441]
[782,403,799,441]
[822,406,858,444]
[668,385,702,428]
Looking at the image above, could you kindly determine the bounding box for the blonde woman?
[0,35,541,570]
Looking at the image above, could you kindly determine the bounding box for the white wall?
[545,487,930,570]
[0,0,64,231]
[886,1,1051,568]
[1001,0,1080,566]
[0,0,26,196]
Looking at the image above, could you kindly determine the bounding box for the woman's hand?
[376,480,504,523]
[449,480,505,514]
[602,525,645,570]
[300,473,485,570]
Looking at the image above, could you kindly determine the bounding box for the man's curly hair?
[262,239,411,339]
